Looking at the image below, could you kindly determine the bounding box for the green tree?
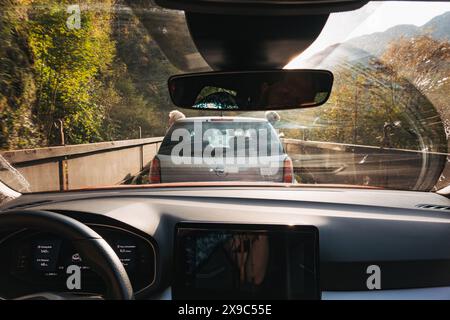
[381,35,450,132]
[28,0,115,145]
[0,0,42,150]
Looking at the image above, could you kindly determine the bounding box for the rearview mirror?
[168,70,333,111]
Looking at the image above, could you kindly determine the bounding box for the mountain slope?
[345,11,450,57]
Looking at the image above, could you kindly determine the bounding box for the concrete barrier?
[0,137,163,192]
[0,137,446,192]
[282,139,447,191]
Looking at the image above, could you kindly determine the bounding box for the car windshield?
[0,1,450,197]
[158,120,283,156]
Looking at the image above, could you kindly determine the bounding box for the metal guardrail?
[0,137,164,164]
[0,137,446,193]
[0,137,164,192]
[282,139,447,191]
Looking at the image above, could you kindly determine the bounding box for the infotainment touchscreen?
[173,223,320,300]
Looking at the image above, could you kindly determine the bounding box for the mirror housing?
[155,0,368,15]
[168,70,334,111]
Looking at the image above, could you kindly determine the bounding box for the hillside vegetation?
[0,0,185,150]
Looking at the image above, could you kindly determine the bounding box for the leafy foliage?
[278,37,448,154]
[381,35,450,135]
[0,0,42,149]
[28,0,116,145]
[0,0,184,149]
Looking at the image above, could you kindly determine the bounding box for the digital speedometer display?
[1,225,156,297]
[32,240,61,273]
[114,240,138,271]
[31,238,138,275]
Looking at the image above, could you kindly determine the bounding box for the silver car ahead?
[150,117,293,183]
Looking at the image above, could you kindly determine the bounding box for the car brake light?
[150,157,161,183]
[283,157,294,183]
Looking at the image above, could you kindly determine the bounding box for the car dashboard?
[1,186,450,300]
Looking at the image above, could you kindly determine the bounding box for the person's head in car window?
[168,110,185,130]
[265,111,281,127]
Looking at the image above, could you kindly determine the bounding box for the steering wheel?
[0,210,134,300]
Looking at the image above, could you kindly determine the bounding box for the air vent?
[416,204,450,211]
[7,200,53,210]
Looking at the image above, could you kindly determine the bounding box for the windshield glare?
[0,1,449,196]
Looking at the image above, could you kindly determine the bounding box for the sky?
[285,1,450,68]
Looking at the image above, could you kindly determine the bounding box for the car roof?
[177,116,268,123]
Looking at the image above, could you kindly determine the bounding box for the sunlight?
[285,1,450,69]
